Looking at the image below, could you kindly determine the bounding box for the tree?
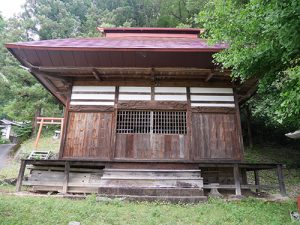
[0,14,62,123]
[198,0,300,129]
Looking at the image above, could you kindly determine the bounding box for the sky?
[0,0,26,18]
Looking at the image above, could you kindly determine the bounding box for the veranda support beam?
[276,164,287,196]
[254,170,260,193]
[233,163,242,196]
[16,160,26,192]
[62,161,70,194]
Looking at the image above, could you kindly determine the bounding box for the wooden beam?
[16,160,26,192]
[92,69,102,81]
[233,163,242,196]
[276,164,287,196]
[254,170,260,193]
[62,161,70,194]
[73,80,234,88]
[205,70,215,82]
[33,71,67,105]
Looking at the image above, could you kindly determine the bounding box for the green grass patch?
[0,160,20,180]
[244,146,300,197]
[0,195,297,225]
[17,135,61,158]
[0,135,60,192]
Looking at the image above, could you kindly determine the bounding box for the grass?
[16,135,61,157]
[0,195,298,225]
[244,146,300,197]
[0,135,60,182]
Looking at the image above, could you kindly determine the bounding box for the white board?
[71,94,115,100]
[72,86,116,92]
[190,95,234,102]
[190,87,233,94]
[119,86,151,93]
[191,103,235,108]
[155,95,187,101]
[70,101,114,106]
[155,87,186,93]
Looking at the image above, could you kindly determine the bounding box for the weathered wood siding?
[61,85,244,161]
[115,134,188,160]
[63,112,113,159]
[191,113,242,160]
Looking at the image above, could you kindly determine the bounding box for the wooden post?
[245,106,253,148]
[16,160,26,192]
[60,118,64,143]
[233,164,242,196]
[276,164,287,196]
[34,118,44,149]
[62,161,70,194]
[254,170,260,193]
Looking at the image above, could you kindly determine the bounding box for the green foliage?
[13,123,32,141]
[21,0,207,40]
[198,0,300,128]
[0,14,62,123]
[0,137,10,144]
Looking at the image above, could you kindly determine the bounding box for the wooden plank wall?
[63,112,113,159]
[191,113,241,160]
[61,85,243,161]
[115,134,187,160]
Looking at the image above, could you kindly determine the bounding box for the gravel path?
[0,144,15,169]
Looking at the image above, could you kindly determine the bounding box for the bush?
[0,137,10,144]
[13,123,32,142]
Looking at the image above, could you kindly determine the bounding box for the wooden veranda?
[16,159,287,197]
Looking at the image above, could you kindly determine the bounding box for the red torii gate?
[35,117,64,149]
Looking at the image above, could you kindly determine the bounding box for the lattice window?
[116,110,186,134]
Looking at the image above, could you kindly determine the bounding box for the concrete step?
[98,187,204,196]
[97,195,208,203]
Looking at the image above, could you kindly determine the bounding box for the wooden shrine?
[6,28,286,201]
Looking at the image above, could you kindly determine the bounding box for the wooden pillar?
[254,170,260,193]
[62,161,70,194]
[276,164,287,196]
[245,106,253,148]
[16,160,26,192]
[59,118,64,143]
[233,164,242,196]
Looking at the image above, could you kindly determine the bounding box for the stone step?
[99,178,203,188]
[101,176,203,180]
[99,168,204,189]
[97,195,208,203]
[102,169,202,179]
[104,169,201,172]
[98,187,204,196]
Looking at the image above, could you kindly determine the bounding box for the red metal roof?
[98,27,202,33]
[6,37,226,52]
[98,27,203,38]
